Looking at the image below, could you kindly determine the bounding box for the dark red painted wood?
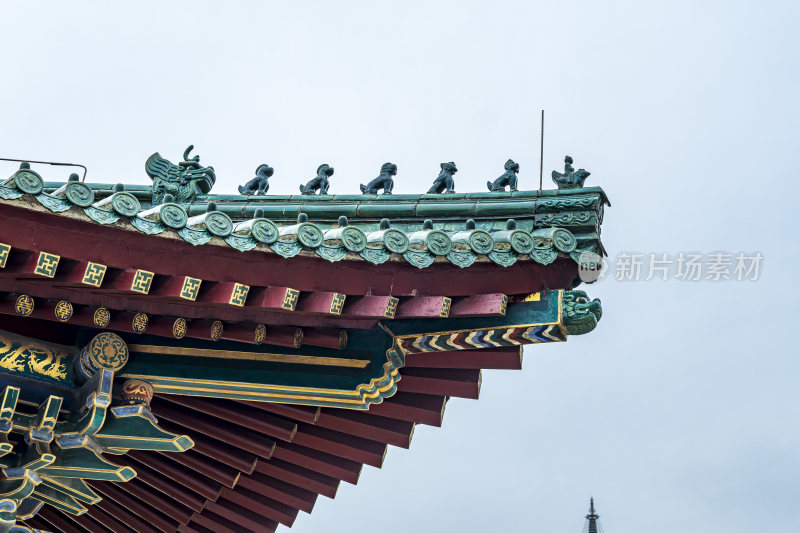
[219,322,262,344]
[300,328,345,349]
[272,443,362,484]
[316,410,415,449]
[161,395,297,442]
[218,487,298,527]
[450,292,507,317]
[189,512,242,533]
[291,424,387,468]
[93,497,161,533]
[36,507,85,533]
[158,449,240,488]
[236,472,317,513]
[114,455,209,512]
[247,286,298,311]
[403,345,524,369]
[264,325,303,348]
[85,507,136,533]
[152,400,277,458]
[0,205,577,297]
[117,477,194,524]
[395,296,451,318]
[365,392,447,427]
[254,458,339,499]
[397,368,482,399]
[295,291,344,315]
[157,418,262,472]
[341,295,396,318]
[201,504,278,533]
[90,480,180,533]
[197,281,244,306]
[237,401,320,425]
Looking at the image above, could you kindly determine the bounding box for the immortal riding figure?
[551,155,591,189]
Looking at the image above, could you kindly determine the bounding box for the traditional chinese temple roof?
[0,151,608,532]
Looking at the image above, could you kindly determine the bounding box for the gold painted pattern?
[172,318,187,339]
[14,295,34,317]
[0,337,69,381]
[34,252,60,278]
[282,288,299,310]
[131,270,154,294]
[93,308,111,328]
[440,297,452,317]
[330,293,346,315]
[254,324,266,344]
[384,297,399,318]
[127,344,370,368]
[131,313,148,334]
[54,301,73,322]
[0,243,10,268]
[82,262,107,287]
[179,277,202,301]
[210,320,223,341]
[229,283,249,306]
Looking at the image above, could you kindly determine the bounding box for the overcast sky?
[2,1,798,531]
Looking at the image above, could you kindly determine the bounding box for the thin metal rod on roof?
[539,109,544,191]
[0,157,88,182]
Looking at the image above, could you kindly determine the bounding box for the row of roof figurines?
[238,155,592,195]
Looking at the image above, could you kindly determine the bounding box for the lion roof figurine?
[360,162,397,194]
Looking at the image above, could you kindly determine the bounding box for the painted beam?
[125,452,222,502]
[301,328,346,350]
[157,418,260,473]
[316,410,414,449]
[271,443,362,485]
[403,345,523,370]
[217,488,298,527]
[157,449,241,489]
[340,295,398,319]
[291,424,387,468]
[247,286,299,312]
[113,456,206,513]
[395,296,451,318]
[449,293,508,317]
[236,473,317,514]
[161,395,297,443]
[90,481,180,533]
[235,401,320,425]
[115,477,194,525]
[152,400,276,459]
[197,281,250,307]
[254,459,339,499]
[295,291,346,315]
[364,392,447,427]
[396,368,482,399]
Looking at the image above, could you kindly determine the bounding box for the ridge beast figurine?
[551,155,591,189]
[427,161,458,194]
[146,145,216,205]
[238,164,273,195]
[360,162,397,194]
[299,164,334,195]
[487,159,519,192]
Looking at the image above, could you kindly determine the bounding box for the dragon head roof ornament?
[146,145,216,205]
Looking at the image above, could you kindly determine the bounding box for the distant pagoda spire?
[583,497,603,533]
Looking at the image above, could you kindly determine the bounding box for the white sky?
[1,1,798,531]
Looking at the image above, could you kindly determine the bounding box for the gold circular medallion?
[93,307,111,328]
[132,312,148,333]
[254,323,266,344]
[172,318,187,339]
[210,320,223,341]
[54,300,73,322]
[14,295,34,317]
[85,331,129,371]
